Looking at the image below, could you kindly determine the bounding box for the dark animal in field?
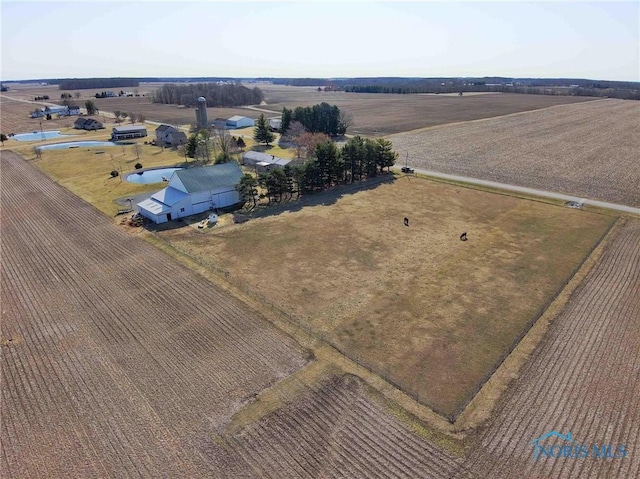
[460,232,467,241]
[404,217,409,227]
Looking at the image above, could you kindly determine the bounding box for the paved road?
[397,166,640,215]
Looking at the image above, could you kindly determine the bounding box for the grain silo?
[196,96,208,129]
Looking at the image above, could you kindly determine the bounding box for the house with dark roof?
[73,117,104,130]
[155,124,187,146]
[136,162,243,224]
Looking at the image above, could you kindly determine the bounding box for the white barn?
[136,162,243,224]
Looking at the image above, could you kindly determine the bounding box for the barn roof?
[113,125,147,133]
[243,151,291,166]
[170,162,243,193]
[137,197,171,215]
[227,115,249,122]
[151,187,188,206]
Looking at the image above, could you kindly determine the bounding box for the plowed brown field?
[0,150,308,477]
[390,99,640,207]
[465,218,640,478]
[1,149,638,478]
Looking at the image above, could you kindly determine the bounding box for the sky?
[1,0,638,82]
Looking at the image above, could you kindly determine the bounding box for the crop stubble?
[390,99,640,207]
[0,151,307,477]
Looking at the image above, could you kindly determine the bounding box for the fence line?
[155,210,618,425]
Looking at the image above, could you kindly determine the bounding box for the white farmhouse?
[155,124,177,144]
[136,162,243,224]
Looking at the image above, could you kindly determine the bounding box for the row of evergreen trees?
[237,137,397,205]
[281,102,348,137]
[152,83,263,107]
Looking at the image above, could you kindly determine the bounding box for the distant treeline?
[343,83,640,100]
[268,77,640,100]
[58,78,140,90]
[152,83,263,107]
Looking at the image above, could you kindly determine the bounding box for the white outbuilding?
[136,162,243,224]
[242,151,293,172]
[226,115,255,129]
[111,125,147,140]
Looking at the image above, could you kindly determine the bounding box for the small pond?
[36,141,132,151]
[13,130,76,142]
[126,168,183,184]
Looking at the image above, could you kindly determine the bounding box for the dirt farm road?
[398,166,640,215]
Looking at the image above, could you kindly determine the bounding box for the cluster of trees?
[113,111,146,124]
[60,92,81,107]
[152,83,264,108]
[280,102,351,137]
[33,95,50,101]
[58,78,139,90]
[84,100,98,115]
[237,137,397,205]
[183,128,243,164]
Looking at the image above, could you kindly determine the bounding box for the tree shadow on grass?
[234,172,396,223]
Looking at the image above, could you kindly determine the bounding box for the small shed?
[242,151,293,172]
[213,118,228,129]
[269,118,282,130]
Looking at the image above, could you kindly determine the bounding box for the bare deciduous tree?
[298,132,329,159]
[285,121,307,158]
[338,110,354,135]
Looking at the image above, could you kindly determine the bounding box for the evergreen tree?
[281,107,293,134]
[236,174,259,208]
[341,136,366,183]
[314,141,343,188]
[253,114,275,146]
[374,138,397,172]
[185,134,198,158]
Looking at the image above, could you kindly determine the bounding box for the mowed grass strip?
[17,141,188,217]
[161,176,615,415]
